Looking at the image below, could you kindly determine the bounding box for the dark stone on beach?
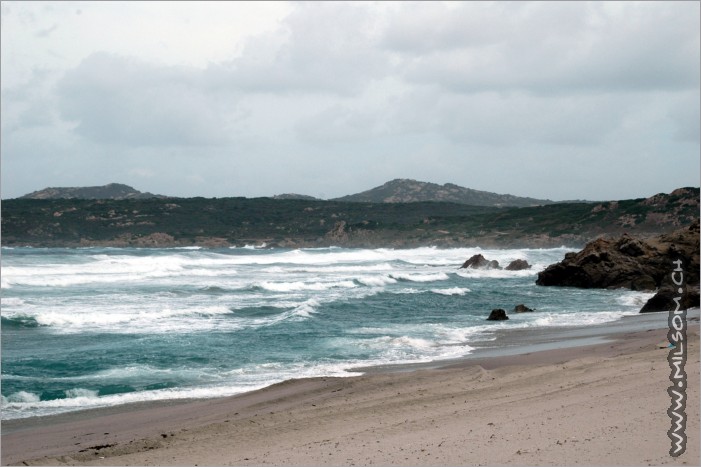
[513,304,534,313]
[505,259,531,271]
[487,309,509,321]
[536,221,699,291]
[640,285,701,313]
[461,254,501,270]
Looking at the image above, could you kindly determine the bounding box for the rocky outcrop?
[326,221,350,243]
[536,221,699,291]
[640,285,700,313]
[461,254,501,269]
[505,259,531,271]
[486,309,509,321]
[513,304,534,313]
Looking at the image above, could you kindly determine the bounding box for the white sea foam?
[455,268,536,279]
[4,391,41,403]
[430,287,471,296]
[348,333,475,363]
[0,297,25,306]
[616,291,656,308]
[393,287,422,294]
[65,388,99,399]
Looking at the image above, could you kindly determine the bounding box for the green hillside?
[2,188,698,248]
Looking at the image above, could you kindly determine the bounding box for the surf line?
[666,259,687,457]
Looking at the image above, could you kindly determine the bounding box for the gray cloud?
[57,53,236,147]
[35,23,58,38]
[207,2,389,96]
[1,2,699,201]
[388,2,699,95]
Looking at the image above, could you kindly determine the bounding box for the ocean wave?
[4,305,237,334]
[390,272,450,283]
[0,384,265,420]
[1,315,40,329]
[257,280,357,292]
[354,275,397,287]
[3,391,41,403]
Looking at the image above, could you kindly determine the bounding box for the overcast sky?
[1,1,699,201]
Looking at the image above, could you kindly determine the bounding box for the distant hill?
[19,183,165,200]
[332,179,556,207]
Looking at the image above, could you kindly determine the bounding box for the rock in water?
[505,259,531,271]
[536,221,699,291]
[487,309,509,321]
[461,254,501,269]
[640,285,701,313]
[513,304,534,313]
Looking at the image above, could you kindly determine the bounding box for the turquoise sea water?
[1,246,653,420]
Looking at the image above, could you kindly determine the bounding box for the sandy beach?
[3,315,699,466]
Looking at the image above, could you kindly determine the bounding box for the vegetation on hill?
[2,188,698,249]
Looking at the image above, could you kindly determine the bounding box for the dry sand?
[2,321,699,466]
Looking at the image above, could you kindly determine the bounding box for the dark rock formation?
[536,221,699,291]
[461,254,501,269]
[486,309,509,321]
[640,285,700,313]
[513,304,534,313]
[505,259,531,271]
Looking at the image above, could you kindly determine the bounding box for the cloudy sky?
[1,1,699,201]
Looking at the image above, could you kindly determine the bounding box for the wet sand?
[2,315,699,466]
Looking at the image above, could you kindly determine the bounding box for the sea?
[1,245,655,421]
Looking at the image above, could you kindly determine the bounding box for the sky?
[1,1,699,201]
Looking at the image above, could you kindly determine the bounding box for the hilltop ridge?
[332,179,556,207]
[19,183,165,200]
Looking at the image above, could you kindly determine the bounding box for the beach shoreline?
[3,310,699,466]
